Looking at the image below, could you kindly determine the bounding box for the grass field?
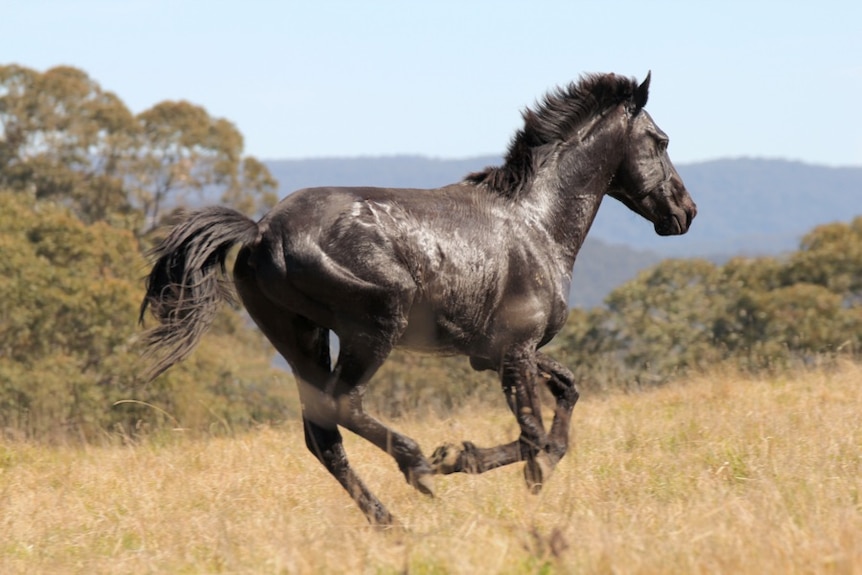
[1,362,860,574]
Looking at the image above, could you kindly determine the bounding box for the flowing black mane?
[466,73,641,197]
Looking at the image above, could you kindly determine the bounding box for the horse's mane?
[466,73,640,198]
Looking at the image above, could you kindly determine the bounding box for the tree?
[130,100,277,230]
[602,259,723,384]
[223,156,279,218]
[0,191,295,440]
[754,284,857,358]
[710,256,784,363]
[0,65,290,440]
[0,190,144,436]
[0,64,278,231]
[0,64,138,223]
[783,217,862,306]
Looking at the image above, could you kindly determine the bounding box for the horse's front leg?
[431,347,554,493]
[536,352,579,467]
[501,347,555,492]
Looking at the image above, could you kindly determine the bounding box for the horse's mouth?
[655,215,682,236]
[654,205,695,236]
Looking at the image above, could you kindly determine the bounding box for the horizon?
[261,154,857,170]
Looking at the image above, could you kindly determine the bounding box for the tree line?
[0,65,291,440]
[0,64,277,230]
[2,64,860,439]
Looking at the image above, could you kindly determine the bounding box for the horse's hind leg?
[234,272,399,525]
[311,342,436,496]
[297,365,411,525]
[302,417,394,525]
[249,316,402,525]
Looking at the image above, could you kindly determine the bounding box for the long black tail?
[139,206,259,381]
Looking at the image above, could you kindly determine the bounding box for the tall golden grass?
[1,362,860,574]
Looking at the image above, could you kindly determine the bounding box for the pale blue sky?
[3,1,861,166]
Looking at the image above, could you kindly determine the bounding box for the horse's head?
[608,72,697,236]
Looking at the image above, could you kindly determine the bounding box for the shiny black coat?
[141,72,696,525]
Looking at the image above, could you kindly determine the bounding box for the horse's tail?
[139,206,259,381]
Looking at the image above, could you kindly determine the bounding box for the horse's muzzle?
[655,196,697,236]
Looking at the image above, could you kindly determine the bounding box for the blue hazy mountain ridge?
[261,157,862,308]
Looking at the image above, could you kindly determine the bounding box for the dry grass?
[1,363,861,574]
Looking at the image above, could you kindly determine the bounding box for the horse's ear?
[633,71,651,111]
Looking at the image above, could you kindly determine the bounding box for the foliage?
[603,259,724,380]
[0,64,277,231]
[0,65,137,223]
[0,64,288,440]
[0,190,141,436]
[0,193,294,441]
[552,216,862,389]
[131,100,277,229]
[783,218,862,305]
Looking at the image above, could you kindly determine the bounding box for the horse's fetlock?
[430,442,467,474]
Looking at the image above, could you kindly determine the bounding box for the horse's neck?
[527,154,620,270]
[523,109,628,270]
[530,183,603,270]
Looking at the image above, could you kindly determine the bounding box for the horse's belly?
[397,300,487,355]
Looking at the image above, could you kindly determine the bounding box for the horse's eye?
[657,139,669,151]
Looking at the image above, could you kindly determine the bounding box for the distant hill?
[263,156,862,307]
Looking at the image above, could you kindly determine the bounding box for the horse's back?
[243,183,568,358]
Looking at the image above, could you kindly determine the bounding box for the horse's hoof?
[366,504,398,528]
[371,513,405,532]
[377,518,408,536]
[524,450,554,495]
[430,442,463,474]
[408,469,436,497]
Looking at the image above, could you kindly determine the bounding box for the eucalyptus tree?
[0,64,277,230]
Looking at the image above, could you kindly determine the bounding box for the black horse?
[140,72,696,526]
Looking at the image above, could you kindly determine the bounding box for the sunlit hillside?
[2,363,860,574]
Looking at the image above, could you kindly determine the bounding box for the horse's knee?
[541,366,580,408]
[561,380,580,407]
